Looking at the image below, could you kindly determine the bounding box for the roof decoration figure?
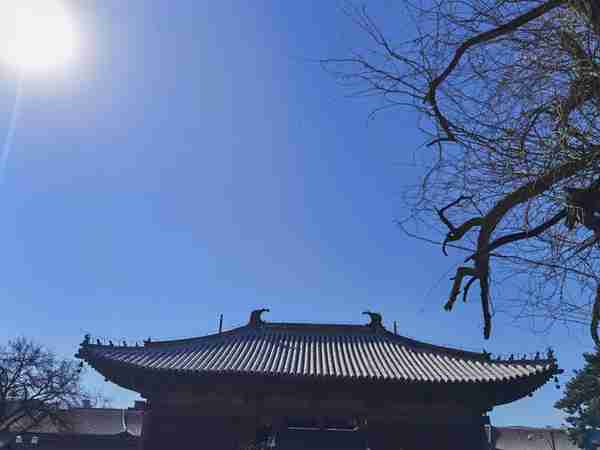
[249,308,270,326]
[362,311,383,328]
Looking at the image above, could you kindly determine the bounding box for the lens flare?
[0,0,80,74]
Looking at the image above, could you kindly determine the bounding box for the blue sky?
[0,1,593,427]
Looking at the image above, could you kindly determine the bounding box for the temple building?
[76,310,562,450]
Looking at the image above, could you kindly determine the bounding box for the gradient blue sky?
[0,1,592,427]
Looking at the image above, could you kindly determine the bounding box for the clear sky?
[0,0,593,428]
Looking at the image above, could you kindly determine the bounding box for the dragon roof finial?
[249,308,270,327]
[363,311,383,328]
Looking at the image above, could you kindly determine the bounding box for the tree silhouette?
[0,337,94,444]
[556,349,600,447]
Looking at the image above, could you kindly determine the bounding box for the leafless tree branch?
[325,0,600,342]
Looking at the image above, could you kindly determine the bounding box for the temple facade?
[76,310,561,450]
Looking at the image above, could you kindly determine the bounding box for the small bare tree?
[0,337,93,443]
[324,0,600,344]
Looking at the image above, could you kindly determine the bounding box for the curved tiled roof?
[492,426,576,450]
[24,408,142,436]
[77,311,559,385]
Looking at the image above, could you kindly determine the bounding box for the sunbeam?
[0,76,23,184]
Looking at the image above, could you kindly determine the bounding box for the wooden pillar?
[363,419,487,450]
[139,407,258,450]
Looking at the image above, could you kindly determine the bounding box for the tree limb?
[468,209,568,261]
[426,0,566,141]
[436,196,484,255]
[592,284,600,348]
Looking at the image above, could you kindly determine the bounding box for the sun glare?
[0,0,80,74]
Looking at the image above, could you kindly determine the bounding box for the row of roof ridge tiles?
[79,316,558,362]
[83,344,555,366]
[79,342,558,367]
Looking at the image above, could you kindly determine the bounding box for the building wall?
[492,427,578,450]
[2,408,585,450]
[274,429,366,450]
[4,433,138,450]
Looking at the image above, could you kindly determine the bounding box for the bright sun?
[0,0,79,74]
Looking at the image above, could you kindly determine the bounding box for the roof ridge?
[79,322,553,366]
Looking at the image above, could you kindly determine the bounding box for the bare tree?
[0,337,94,443]
[324,0,600,343]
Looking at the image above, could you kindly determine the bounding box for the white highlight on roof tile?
[80,323,556,384]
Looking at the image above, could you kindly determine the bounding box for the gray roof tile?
[78,320,559,384]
